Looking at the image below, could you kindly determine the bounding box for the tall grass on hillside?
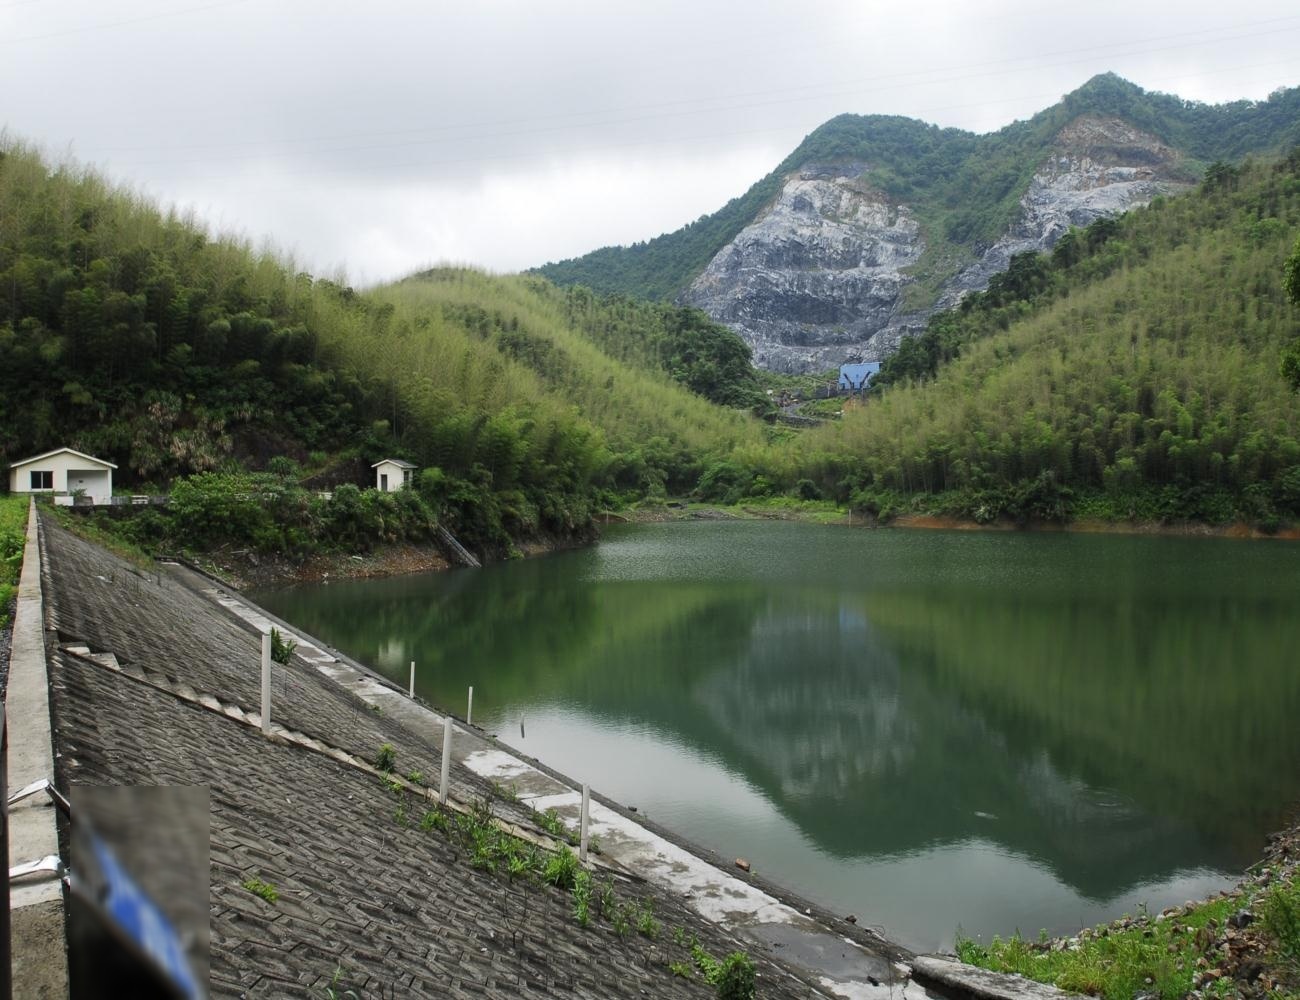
[0,139,770,547]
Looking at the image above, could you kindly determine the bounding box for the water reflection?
[254,522,1300,947]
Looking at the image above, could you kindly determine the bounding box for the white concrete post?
[439,717,452,805]
[580,783,590,863]
[467,685,473,726]
[260,632,272,734]
[409,661,415,699]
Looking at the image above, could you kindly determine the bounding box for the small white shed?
[8,447,117,503]
[372,458,417,492]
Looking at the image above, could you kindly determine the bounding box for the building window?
[30,470,53,490]
[403,469,413,486]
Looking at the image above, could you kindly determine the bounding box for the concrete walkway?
[6,500,68,997]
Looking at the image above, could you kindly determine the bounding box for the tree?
[1285,233,1300,307]
[1283,235,1300,391]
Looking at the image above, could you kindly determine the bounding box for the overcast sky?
[3,1,1299,284]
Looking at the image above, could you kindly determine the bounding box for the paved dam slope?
[36,517,908,998]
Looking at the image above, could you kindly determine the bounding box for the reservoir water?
[253,521,1300,952]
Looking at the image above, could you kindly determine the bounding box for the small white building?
[372,458,417,492]
[8,447,117,503]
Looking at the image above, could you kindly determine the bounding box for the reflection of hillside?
[669,596,1226,900]
[257,530,1300,905]
[254,557,759,709]
[696,601,918,803]
[863,586,1300,855]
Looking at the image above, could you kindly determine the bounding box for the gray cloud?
[3,0,1299,282]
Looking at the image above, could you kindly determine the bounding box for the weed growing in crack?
[242,877,279,904]
[572,869,593,927]
[319,964,359,1000]
[419,808,449,833]
[490,780,519,802]
[598,877,617,919]
[636,898,660,939]
[270,627,297,665]
[534,807,568,839]
[714,951,757,1000]
[543,846,579,890]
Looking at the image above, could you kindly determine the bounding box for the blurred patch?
[68,785,210,1000]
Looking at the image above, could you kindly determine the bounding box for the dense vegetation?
[0,142,767,553]
[0,494,26,630]
[1284,231,1300,385]
[553,286,762,408]
[4,128,1299,550]
[779,152,1300,526]
[79,472,439,560]
[535,74,1300,307]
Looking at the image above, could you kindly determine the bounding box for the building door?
[380,473,389,491]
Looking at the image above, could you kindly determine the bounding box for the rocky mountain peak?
[682,113,1189,373]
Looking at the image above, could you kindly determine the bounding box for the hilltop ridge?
[535,74,1300,371]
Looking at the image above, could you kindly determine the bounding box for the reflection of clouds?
[1013,751,1180,879]
[376,636,409,671]
[1017,752,1132,827]
[694,599,918,802]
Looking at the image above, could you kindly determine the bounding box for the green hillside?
[4,129,1298,543]
[534,74,1300,306]
[0,142,766,551]
[782,151,1300,525]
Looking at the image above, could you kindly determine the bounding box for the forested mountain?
[535,74,1300,372]
[772,152,1300,525]
[3,132,1298,540]
[0,142,766,549]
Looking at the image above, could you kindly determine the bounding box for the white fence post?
[440,717,453,805]
[580,783,590,863]
[409,661,415,699]
[467,685,473,726]
[260,632,272,735]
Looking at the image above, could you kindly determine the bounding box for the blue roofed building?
[838,362,881,392]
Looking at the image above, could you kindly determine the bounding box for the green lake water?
[252,521,1300,952]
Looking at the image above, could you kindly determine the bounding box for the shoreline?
[621,502,1300,541]
[195,502,1299,591]
[189,530,595,591]
[958,811,1300,996]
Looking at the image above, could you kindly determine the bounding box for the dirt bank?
[191,541,453,590]
[894,512,1300,540]
[193,529,597,591]
[623,502,1300,540]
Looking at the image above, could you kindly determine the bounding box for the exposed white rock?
[936,116,1189,310]
[685,116,1190,373]
[684,161,924,373]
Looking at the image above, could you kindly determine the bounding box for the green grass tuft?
[242,877,279,904]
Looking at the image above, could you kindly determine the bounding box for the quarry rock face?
[683,161,925,373]
[935,116,1189,310]
[684,116,1189,373]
